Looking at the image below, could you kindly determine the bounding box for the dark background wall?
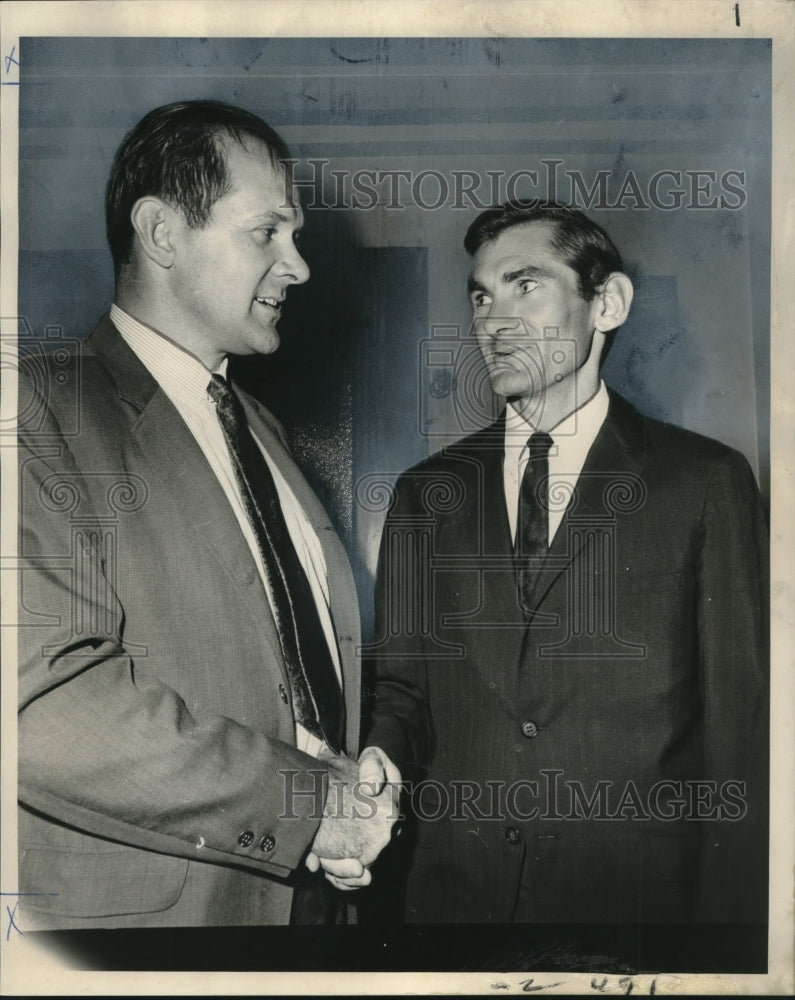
[18,37,771,632]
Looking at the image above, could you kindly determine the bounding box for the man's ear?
[129,197,176,269]
[593,272,633,333]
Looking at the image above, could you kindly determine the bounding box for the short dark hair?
[106,100,291,279]
[464,201,623,300]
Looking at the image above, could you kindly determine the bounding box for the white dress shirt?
[110,305,340,757]
[503,381,610,547]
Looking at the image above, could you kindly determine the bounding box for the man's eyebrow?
[502,264,553,284]
[468,263,555,294]
[250,210,293,224]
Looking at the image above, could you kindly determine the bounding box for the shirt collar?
[504,380,610,450]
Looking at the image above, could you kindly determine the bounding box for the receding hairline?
[212,129,287,178]
[212,126,282,161]
[201,130,300,212]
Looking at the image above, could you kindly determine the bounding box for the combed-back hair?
[464,201,623,300]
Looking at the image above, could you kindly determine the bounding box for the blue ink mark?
[4,45,19,74]
[1,892,59,939]
[6,901,21,939]
[3,43,19,84]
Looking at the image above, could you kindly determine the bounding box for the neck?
[512,335,604,431]
[115,282,224,371]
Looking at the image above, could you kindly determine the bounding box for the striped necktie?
[515,431,554,614]
[208,373,343,752]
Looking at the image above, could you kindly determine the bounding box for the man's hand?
[357,745,401,796]
[305,747,401,890]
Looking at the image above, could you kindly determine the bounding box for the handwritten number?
[587,976,658,996]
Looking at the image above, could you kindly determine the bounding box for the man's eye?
[518,279,538,294]
[256,227,277,242]
[472,294,491,308]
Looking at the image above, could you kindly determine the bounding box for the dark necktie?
[207,374,343,752]
[515,431,554,614]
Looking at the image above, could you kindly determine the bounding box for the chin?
[250,329,281,356]
[262,336,281,355]
[489,372,532,399]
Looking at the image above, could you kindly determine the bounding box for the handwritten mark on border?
[1,892,59,939]
[3,44,20,85]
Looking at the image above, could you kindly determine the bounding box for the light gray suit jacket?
[17,316,361,928]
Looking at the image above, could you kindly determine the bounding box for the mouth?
[254,295,283,311]
[489,351,518,368]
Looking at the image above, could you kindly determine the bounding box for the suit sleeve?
[17,380,329,877]
[363,474,434,783]
[695,448,769,923]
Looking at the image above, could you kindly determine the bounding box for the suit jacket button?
[521,720,539,739]
[259,834,276,853]
[278,683,288,704]
[238,830,255,847]
[505,827,521,845]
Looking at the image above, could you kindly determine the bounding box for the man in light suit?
[17,100,398,930]
[363,203,768,931]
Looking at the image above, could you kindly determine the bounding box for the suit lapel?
[443,419,512,558]
[436,418,510,551]
[523,392,645,613]
[89,319,287,672]
[439,421,529,656]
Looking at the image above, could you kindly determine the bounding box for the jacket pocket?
[20,842,190,918]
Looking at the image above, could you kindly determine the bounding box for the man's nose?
[481,314,524,343]
[275,244,310,286]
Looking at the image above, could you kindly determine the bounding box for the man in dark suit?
[16,100,398,929]
[363,203,768,928]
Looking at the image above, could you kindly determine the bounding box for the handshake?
[306,746,402,890]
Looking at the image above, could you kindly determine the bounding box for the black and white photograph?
[1,1,792,995]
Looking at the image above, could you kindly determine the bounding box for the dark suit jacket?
[17,317,361,928]
[366,391,768,925]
